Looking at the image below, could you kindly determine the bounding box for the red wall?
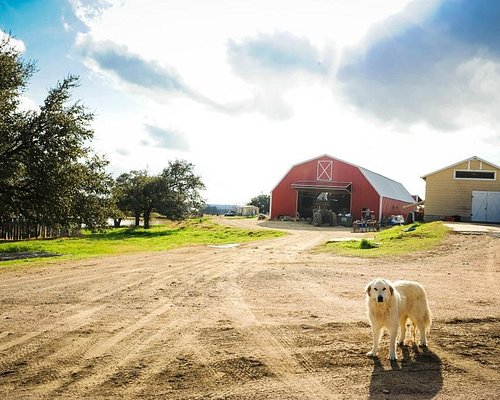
[381,198,415,219]
[270,156,381,220]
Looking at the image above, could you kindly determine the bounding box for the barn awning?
[291,181,352,192]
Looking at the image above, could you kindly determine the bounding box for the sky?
[1,0,500,205]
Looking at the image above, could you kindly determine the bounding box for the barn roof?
[359,168,415,203]
[421,156,500,179]
[271,154,358,192]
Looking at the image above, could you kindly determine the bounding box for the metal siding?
[381,198,415,219]
[270,156,382,220]
[332,162,380,220]
[270,158,319,218]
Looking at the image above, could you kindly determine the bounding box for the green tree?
[114,160,205,229]
[114,170,149,226]
[0,35,35,219]
[248,194,270,214]
[140,175,165,229]
[0,35,113,231]
[155,160,205,222]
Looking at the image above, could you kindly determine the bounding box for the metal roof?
[359,167,415,203]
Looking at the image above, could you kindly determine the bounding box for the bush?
[360,239,376,249]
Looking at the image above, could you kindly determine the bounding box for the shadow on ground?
[369,346,443,399]
[0,251,61,261]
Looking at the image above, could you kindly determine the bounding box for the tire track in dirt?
[41,251,232,398]
[91,245,288,399]
[121,324,226,399]
[120,250,276,399]
[0,305,106,353]
[0,255,152,290]
[0,305,112,397]
[2,267,151,295]
[105,259,236,398]
[1,250,223,398]
[1,221,499,399]
[431,318,500,383]
[0,249,201,293]
[219,257,339,399]
[0,262,185,357]
[285,275,366,322]
[433,343,499,383]
[83,301,175,360]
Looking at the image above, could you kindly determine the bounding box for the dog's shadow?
[369,345,443,399]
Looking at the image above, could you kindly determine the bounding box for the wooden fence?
[0,220,71,241]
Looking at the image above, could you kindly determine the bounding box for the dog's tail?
[421,286,432,331]
[425,299,432,328]
[422,306,432,342]
[424,307,432,325]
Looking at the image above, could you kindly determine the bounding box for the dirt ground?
[0,218,499,399]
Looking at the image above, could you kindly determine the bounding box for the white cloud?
[144,123,189,152]
[69,0,114,27]
[0,29,26,53]
[64,0,500,204]
[18,96,38,111]
[338,0,500,132]
[76,36,185,92]
[227,32,329,78]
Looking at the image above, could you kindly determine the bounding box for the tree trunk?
[113,218,122,228]
[134,213,140,227]
[144,211,151,229]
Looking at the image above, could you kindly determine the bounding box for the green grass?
[0,218,284,268]
[319,222,450,258]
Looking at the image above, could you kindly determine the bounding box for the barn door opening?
[297,190,351,219]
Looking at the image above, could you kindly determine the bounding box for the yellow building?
[422,156,500,223]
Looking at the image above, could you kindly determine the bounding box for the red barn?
[270,155,415,222]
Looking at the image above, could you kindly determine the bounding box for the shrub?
[360,239,376,249]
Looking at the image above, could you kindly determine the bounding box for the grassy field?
[319,221,450,257]
[0,220,451,269]
[0,218,285,268]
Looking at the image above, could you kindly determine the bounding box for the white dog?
[365,279,431,360]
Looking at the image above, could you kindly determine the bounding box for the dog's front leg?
[367,325,381,357]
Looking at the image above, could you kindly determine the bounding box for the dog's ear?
[365,283,372,295]
[388,283,394,295]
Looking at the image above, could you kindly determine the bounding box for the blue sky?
[2,0,499,204]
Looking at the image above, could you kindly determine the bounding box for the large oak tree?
[0,35,113,231]
[115,161,205,229]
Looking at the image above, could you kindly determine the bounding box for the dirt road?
[0,219,499,399]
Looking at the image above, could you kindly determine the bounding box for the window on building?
[454,170,496,180]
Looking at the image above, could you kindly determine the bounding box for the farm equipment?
[312,209,337,226]
[310,198,338,227]
[352,209,380,232]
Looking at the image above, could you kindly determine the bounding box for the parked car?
[224,210,237,217]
